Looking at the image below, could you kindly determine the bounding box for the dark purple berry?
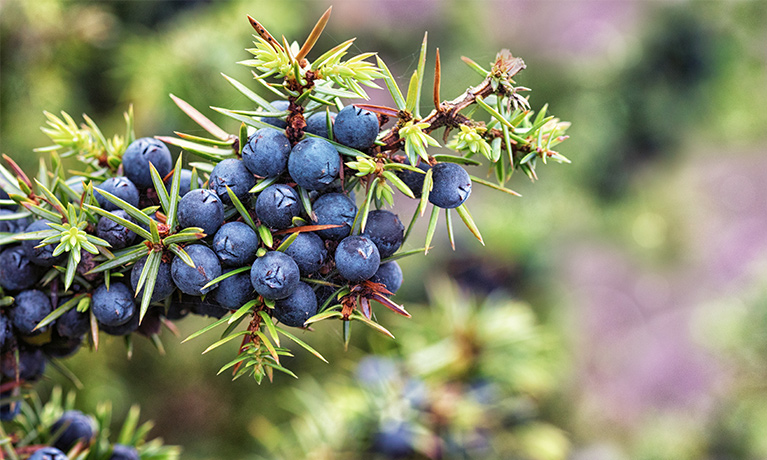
[96,210,136,250]
[335,235,380,282]
[362,210,404,258]
[273,282,317,328]
[208,158,256,205]
[91,282,136,327]
[428,162,472,209]
[0,246,41,291]
[22,220,65,267]
[250,251,300,300]
[189,295,229,319]
[283,232,327,275]
[260,100,289,129]
[95,177,140,211]
[312,193,357,241]
[166,294,192,320]
[11,289,52,336]
[255,184,301,229]
[315,284,340,310]
[396,159,430,198]
[131,256,175,303]
[170,245,221,296]
[305,111,336,139]
[242,128,291,178]
[1,348,46,381]
[370,261,403,295]
[98,308,140,336]
[166,168,203,197]
[122,137,172,189]
[177,188,224,235]
[333,105,379,151]
[212,222,259,267]
[288,138,340,191]
[51,410,96,452]
[212,269,257,309]
[42,333,82,359]
[55,298,90,339]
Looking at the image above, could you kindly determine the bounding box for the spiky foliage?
[0,8,571,385]
[0,386,180,459]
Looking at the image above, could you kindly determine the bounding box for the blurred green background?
[2,0,767,458]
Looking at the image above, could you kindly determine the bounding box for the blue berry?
[371,261,403,295]
[1,347,46,381]
[212,222,259,267]
[177,188,224,235]
[22,220,65,267]
[42,333,82,359]
[55,299,90,339]
[95,177,139,211]
[273,281,317,327]
[131,256,175,303]
[166,294,192,320]
[0,209,27,233]
[91,282,136,327]
[11,289,52,336]
[312,193,357,240]
[241,128,291,178]
[333,105,379,151]
[96,210,136,250]
[250,251,300,300]
[166,168,203,197]
[283,232,327,275]
[98,308,140,336]
[212,269,257,309]
[189,295,229,319]
[428,162,472,208]
[0,246,41,291]
[28,447,68,460]
[335,235,380,282]
[260,100,289,129]
[170,245,221,296]
[255,184,301,229]
[396,158,430,198]
[208,158,256,205]
[305,111,336,139]
[110,444,140,460]
[122,137,172,189]
[51,410,96,452]
[315,284,340,310]
[288,137,340,191]
[362,210,404,258]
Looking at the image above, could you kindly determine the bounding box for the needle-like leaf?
[296,6,332,62]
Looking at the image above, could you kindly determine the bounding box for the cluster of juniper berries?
[0,94,475,396]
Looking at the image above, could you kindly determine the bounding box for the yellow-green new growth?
[447,125,494,160]
[399,120,441,164]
